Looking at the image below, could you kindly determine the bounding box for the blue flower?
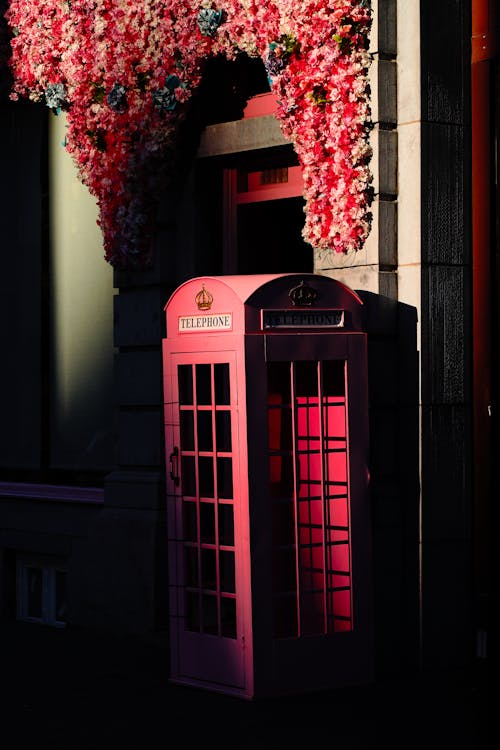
[265,36,299,79]
[152,75,181,112]
[45,83,67,111]
[107,83,127,113]
[197,8,224,37]
[265,48,286,78]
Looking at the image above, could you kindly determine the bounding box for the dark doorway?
[237,197,312,274]
[175,54,313,279]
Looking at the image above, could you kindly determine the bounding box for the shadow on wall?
[357,291,421,678]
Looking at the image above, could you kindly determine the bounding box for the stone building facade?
[0,1,496,681]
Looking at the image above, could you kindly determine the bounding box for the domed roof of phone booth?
[164,273,364,336]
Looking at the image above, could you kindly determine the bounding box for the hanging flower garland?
[5,1,372,269]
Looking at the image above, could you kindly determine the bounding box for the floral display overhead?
[5,1,373,269]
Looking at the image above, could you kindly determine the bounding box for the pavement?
[1,620,490,749]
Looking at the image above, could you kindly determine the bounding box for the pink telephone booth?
[162,273,373,699]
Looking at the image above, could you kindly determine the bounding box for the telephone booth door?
[266,350,357,637]
[246,329,372,696]
[163,274,372,699]
[164,344,251,695]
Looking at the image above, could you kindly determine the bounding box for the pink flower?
[5,0,373,266]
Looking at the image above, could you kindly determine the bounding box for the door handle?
[169,446,180,486]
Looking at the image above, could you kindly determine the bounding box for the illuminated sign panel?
[178,313,232,332]
[262,309,344,329]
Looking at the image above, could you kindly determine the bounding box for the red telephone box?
[162,273,373,698]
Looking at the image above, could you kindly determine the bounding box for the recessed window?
[16,556,68,628]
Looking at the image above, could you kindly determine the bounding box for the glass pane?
[326,450,347,483]
[268,406,292,452]
[267,362,291,405]
[218,504,234,546]
[272,500,295,546]
[330,571,351,590]
[200,502,216,544]
[202,594,218,635]
[178,365,193,405]
[183,501,198,542]
[214,363,230,405]
[197,411,213,452]
[184,547,199,587]
[298,449,321,485]
[301,591,325,636]
[328,497,349,528]
[180,411,194,451]
[55,571,67,623]
[198,456,214,497]
[323,405,346,441]
[269,453,294,499]
[220,550,235,593]
[298,497,323,527]
[328,541,350,573]
[196,364,212,406]
[215,411,232,452]
[273,548,297,593]
[26,567,43,619]
[333,616,352,633]
[332,590,351,622]
[181,456,196,497]
[221,597,237,639]
[296,402,320,442]
[217,457,233,499]
[322,360,345,397]
[201,548,217,590]
[295,361,318,397]
[298,480,321,500]
[185,591,200,632]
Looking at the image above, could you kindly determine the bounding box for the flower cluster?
[0,0,13,98]
[5,1,373,268]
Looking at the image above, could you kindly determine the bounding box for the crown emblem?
[289,280,318,307]
[195,284,213,311]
